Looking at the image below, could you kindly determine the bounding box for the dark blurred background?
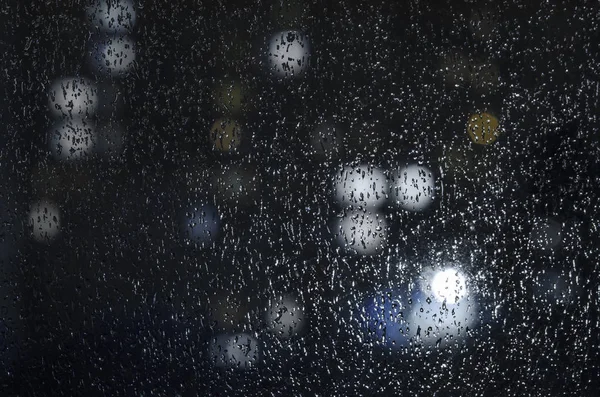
[1,0,599,395]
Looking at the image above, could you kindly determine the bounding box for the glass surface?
[0,0,599,395]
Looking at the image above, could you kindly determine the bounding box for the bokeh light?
[431,268,468,304]
[49,119,96,161]
[529,217,562,250]
[210,119,242,152]
[411,267,478,347]
[267,30,310,79]
[29,200,61,243]
[362,289,411,350]
[48,77,98,118]
[389,164,435,212]
[265,295,305,339]
[86,0,137,33]
[90,35,136,77]
[333,209,388,256]
[467,112,500,145]
[333,165,387,208]
[208,333,260,370]
[180,203,220,247]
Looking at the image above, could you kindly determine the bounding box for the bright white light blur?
[209,333,260,370]
[180,204,220,246]
[49,119,96,161]
[409,294,479,347]
[86,0,137,33]
[48,77,98,118]
[268,30,310,79]
[390,164,435,212]
[334,165,387,208]
[334,210,388,256]
[409,267,478,347]
[431,268,468,304]
[266,295,304,338]
[311,123,342,159]
[90,35,136,77]
[529,218,562,250]
[29,200,61,243]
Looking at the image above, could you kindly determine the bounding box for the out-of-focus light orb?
[390,164,435,212]
[49,119,96,161]
[311,123,342,159]
[90,35,136,77]
[210,119,242,152]
[29,200,61,243]
[268,30,310,79]
[209,333,260,370]
[431,268,468,304]
[334,210,388,256]
[333,165,387,208]
[409,291,479,347]
[86,0,137,33]
[48,77,98,118]
[266,295,304,338]
[181,204,220,246]
[410,267,478,347]
[363,290,410,349]
[529,218,562,250]
[467,112,499,145]
[213,80,246,116]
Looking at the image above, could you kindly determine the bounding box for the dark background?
[1,0,599,395]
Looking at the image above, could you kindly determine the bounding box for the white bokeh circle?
[180,204,220,246]
[266,295,305,338]
[49,119,96,161]
[409,294,478,347]
[334,210,388,256]
[334,165,387,208]
[90,35,136,77]
[268,30,310,79]
[390,164,435,212]
[86,0,137,33]
[48,77,98,118]
[209,333,260,370]
[431,268,468,304]
[29,200,61,243]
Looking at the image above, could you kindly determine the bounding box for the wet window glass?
[1,0,599,395]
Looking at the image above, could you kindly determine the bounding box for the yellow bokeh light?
[210,119,242,152]
[466,112,500,145]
